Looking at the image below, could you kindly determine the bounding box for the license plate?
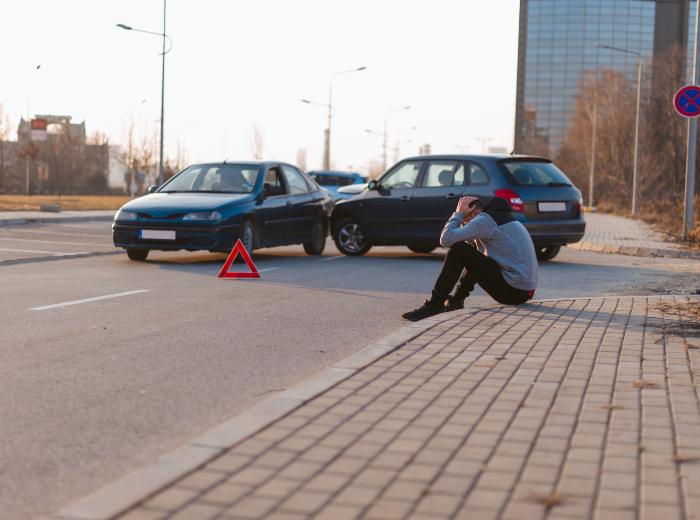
[538,202,566,212]
[139,229,176,240]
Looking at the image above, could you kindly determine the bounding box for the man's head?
[464,198,484,222]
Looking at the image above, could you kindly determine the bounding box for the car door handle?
[400,196,410,202]
[445,193,458,199]
[286,201,292,206]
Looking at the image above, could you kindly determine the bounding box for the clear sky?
[2,0,520,173]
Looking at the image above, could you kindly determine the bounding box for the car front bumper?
[112,221,240,252]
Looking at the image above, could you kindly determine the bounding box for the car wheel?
[536,245,561,261]
[240,220,255,256]
[126,248,149,261]
[408,245,436,254]
[304,219,326,255]
[334,219,372,256]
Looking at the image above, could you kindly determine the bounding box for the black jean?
[430,242,531,305]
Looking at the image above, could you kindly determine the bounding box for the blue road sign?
[674,85,700,118]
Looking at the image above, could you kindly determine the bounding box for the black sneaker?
[444,295,465,312]
[402,300,445,321]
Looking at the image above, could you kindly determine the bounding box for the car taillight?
[494,189,524,212]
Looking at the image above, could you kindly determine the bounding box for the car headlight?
[115,210,138,221]
[182,211,222,221]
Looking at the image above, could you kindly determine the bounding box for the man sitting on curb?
[402,195,538,321]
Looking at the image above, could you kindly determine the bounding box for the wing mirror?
[147,185,158,193]
[367,180,379,190]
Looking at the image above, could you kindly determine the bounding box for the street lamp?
[301,66,366,170]
[366,106,411,171]
[597,43,642,217]
[475,137,492,153]
[117,0,172,186]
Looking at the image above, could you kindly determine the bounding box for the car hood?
[120,192,253,217]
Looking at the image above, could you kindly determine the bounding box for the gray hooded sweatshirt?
[439,199,538,291]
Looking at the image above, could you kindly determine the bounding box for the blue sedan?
[113,161,333,261]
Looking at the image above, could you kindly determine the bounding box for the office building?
[514,0,694,155]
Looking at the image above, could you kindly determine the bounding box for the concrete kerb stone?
[568,241,687,259]
[0,214,115,227]
[55,445,222,520]
[49,314,448,520]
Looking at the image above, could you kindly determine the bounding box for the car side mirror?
[367,180,379,190]
[147,185,158,193]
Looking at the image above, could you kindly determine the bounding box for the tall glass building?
[514,0,693,155]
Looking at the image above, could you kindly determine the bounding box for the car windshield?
[499,160,572,187]
[160,164,260,193]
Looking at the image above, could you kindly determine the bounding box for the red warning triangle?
[217,239,260,278]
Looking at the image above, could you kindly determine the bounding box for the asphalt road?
[2,221,699,519]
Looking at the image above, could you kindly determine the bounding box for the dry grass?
[528,492,566,511]
[652,301,700,321]
[632,379,659,390]
[672,452,700,464]
[0,195,131,211]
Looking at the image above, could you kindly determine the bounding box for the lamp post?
[589,101,598,209]
[25,64,41,195]
[117,0,171,186]
[301,66,366,170]
[475,137,492,153]
[366,106,411,171]
[597,43,642,217]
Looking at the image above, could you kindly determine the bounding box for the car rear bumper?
[112,222,240,252]
[524,219,586,246]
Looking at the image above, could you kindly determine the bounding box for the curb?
[0,214,115,227]
[52,310,467,520]
[568,240,698,259]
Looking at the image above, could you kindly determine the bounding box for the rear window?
[499,160,572,187]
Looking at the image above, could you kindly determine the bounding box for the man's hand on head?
[456,196,480,221]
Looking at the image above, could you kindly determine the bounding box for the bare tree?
[0,105,12,192]
[556,45,696,236]
[119,118,158,194]
[250,123,265,160]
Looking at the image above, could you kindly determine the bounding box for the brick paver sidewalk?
[93,296,700,520]
[569,213,696,258]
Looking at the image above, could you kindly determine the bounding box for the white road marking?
[258,267,280,273]
[319,255,345,261]
[0,247,89,256]
[30,290,150,311]
[0,237,113,248]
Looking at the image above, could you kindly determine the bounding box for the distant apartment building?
[0,115,109,194]
[514,0,694,156]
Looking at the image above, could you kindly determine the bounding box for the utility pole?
[382,118,388,171]
[684,0,700,240]
[589,101,597,209]
[597,44,642,216]
[631,55,641,216]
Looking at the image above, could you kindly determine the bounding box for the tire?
[334,218,372,256]
[536,245,561,261]
[126,248,149,261]
[303,219,327,255]
[408,245,436,254]
[240,220,255,257]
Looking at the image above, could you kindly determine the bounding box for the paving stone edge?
[568,240,699,259]
[51,309,467,520]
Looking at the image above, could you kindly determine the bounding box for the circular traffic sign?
[674,85,700,118]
